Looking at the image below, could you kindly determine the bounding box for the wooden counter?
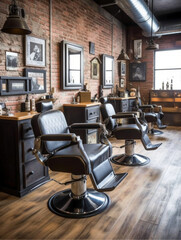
[108,97,136,100]
[0,111,37,121]
[63,102,101,108]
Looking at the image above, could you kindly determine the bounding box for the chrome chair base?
[111,154,150,166]
[150,129,163,135]
[48,189,110,218]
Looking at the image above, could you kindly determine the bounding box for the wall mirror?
[61,40,84,90]
[101,54,114,88]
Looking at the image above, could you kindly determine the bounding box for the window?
[155,49,181,90]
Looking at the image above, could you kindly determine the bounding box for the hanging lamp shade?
[1,0,31,35]
[145,0,159,50]
[146,38,159,50]
[117,49,130,61]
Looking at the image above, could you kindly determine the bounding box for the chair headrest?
[99,97,108,104]
[36,101,53,113]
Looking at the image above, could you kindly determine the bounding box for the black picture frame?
[6,51,18,71]
[25,36,46,67]
[0,76,31,96]
[129,62,146,82]
[24,68,46,94]
[89,42,95,55]
[101,54,114,89]
[61,40,84,90]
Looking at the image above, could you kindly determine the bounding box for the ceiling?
[93,0,181,26]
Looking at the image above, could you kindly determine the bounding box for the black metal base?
[48,189,110,218]
[150,129,163,135]
[111,154,150,166]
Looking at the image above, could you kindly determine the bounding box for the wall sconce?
[1,0,31,35]
[117,49,130,61]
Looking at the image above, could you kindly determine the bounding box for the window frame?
[154,48,181,90]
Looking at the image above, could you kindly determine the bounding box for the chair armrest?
[139,105,154,109]
[70,122,103,129]
[33,133,82,166]
[112,113,135,119]
[41,133,78,142]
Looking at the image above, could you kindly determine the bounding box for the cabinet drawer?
[24,160,45,187]
[21,122,34,139]
[22,138,35,162]
[87,106,100,120]
[121,100,129,112]
[87,118,99,134]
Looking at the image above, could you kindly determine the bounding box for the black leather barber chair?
[31,110,127,218]
[36,100,53,113]
[100,97,161,166]
[133,97,166,135]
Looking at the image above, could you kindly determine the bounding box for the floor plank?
[0,126,181,239]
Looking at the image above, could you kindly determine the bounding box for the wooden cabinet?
[63,102,100,144]
[108,97,136,112]
[0,112,49,197]
[150,90,181,126]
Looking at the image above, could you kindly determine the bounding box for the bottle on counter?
[170,79,173,90]
[25,94,30,112]
[30,94,35,111]
[166,81,169,90]
[162,81,164,90]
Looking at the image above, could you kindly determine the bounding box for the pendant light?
[1,0,31,35]
[146,0,159,50]
[117,49,130,61]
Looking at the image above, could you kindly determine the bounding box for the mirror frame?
[101,54,114,89]
[61,40,84,90]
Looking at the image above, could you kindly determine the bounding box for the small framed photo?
[130,62,146,82]
[6,51,18,71]
[25,36,46,67]
[91,57,100,80]
[119,78,125,88]
[120,61,126,76]
[134,39,142,59]
[25,68,46,93]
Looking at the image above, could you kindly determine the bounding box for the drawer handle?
[26,127,32,132]
[28,148,34,152]
[27,171,34,177]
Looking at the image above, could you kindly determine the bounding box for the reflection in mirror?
[61,41,84,90]
[101,54,114,89]
[69,51,81,84]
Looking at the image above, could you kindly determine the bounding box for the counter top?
[0,111,37,121]
[108,97,136,100]
[63,102,101,107]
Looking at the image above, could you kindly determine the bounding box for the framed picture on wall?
[129,62,146,82]
[134,39,142,59]
[25,36,46,67]
[119,78,125,88]
[120,61,126,76]
[24,68,46,93]
[6,51,18,71]
[91,57,101,79]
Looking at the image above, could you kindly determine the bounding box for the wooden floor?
[1,126,181,239]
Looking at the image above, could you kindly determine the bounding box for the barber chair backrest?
[100,103,117,131]
[31,110,70,153]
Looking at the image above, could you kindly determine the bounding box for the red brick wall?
[127,25,181,103]
[0,0,126,112]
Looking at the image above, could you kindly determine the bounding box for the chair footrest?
[97,172,128,192]
[146,142,162,150]
[158,125,167,129]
